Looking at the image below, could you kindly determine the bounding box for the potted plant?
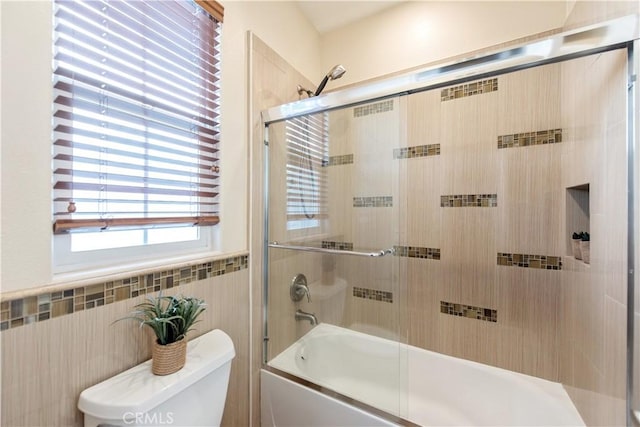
[571,232,583,260]
[580,232,590,264]
[122,294,206,375]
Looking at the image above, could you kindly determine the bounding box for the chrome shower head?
[327,64,346,81]
[297,64,347,98]
[313,64,347,97]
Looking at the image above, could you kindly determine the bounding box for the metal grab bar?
[268,242,394,257]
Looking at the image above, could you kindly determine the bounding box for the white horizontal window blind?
[52,0,223,235]
[286,113,328,230]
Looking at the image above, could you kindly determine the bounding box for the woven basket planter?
[152,339,187,376]
[572,239,582,260]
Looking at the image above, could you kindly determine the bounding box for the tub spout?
[295,309,318,326]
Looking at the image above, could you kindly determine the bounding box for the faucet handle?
[290,273,311,303]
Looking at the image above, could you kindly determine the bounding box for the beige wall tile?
[258,30,632,427]
[497,145,563,256]
[564,1,639,30]
[558,258,581,387]
[406,259,442,350]
[497,64,561,135]
[439,209,497,308]
[401,156,442,247]
[407,89,441,148]
[440,92,498,194]
[351,99,400,196]
[1,270,250,427]
[266,250,325,359]
[496,268,560,380]
[434,308,500,368]
[558,48,629,425]
[327,162,353,241]
[345,296,401,341]
[250,33,320,426]
[603,297,627,401]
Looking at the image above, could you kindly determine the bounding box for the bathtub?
[262,323,584,426]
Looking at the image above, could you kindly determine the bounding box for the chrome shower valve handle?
[290,273,311,303]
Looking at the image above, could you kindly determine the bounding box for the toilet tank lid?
[78,329,235,419]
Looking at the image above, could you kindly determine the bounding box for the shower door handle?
[269,242,395,257]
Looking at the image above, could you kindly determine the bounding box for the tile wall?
[249,34,319,426]
[261,32,632,427]
[557,48,629,426]
[266,61,567,379]
[265,94,403,354]
[0,253,250,427]
[397,59,565,378]
[1,256,248,332]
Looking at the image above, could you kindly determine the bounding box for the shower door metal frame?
[263,15,638,126]
[628,39,638,427]
[261,14,640,426]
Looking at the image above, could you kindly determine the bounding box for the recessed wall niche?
[566,184,589,257]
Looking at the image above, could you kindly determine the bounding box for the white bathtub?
[263,323,584,426]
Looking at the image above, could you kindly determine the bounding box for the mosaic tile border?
[393,144,441,159]
[394,245,440,260]
[322,241,354,251]
[0,254,249,332]
[353,196,393,208]
[497,252,562,270]
[353,287,393,303]
[353,99,394,117]
[498,129,563,149]
[323,154,354,167]
[440,301,497,322]
[441,194,497,207]
[441,78,498,101]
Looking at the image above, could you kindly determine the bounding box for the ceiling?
[296,1,404,34]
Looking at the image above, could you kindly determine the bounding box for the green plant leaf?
[116,293,206,345]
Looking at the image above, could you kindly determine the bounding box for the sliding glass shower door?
[264,96,409,417]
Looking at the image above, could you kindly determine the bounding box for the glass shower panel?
[265,96,408,417]
[260,26,637,424]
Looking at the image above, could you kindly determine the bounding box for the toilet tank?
[78,329,235,427]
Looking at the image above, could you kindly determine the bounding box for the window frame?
[51,0,224,275]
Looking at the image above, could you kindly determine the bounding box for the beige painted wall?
[320,1,568,89]
[1,1,55,291]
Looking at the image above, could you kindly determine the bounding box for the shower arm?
[268,242,395,257]
[297,85,314,98]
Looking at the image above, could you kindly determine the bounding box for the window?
[52,0,223,271]
[285,113,328,231]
